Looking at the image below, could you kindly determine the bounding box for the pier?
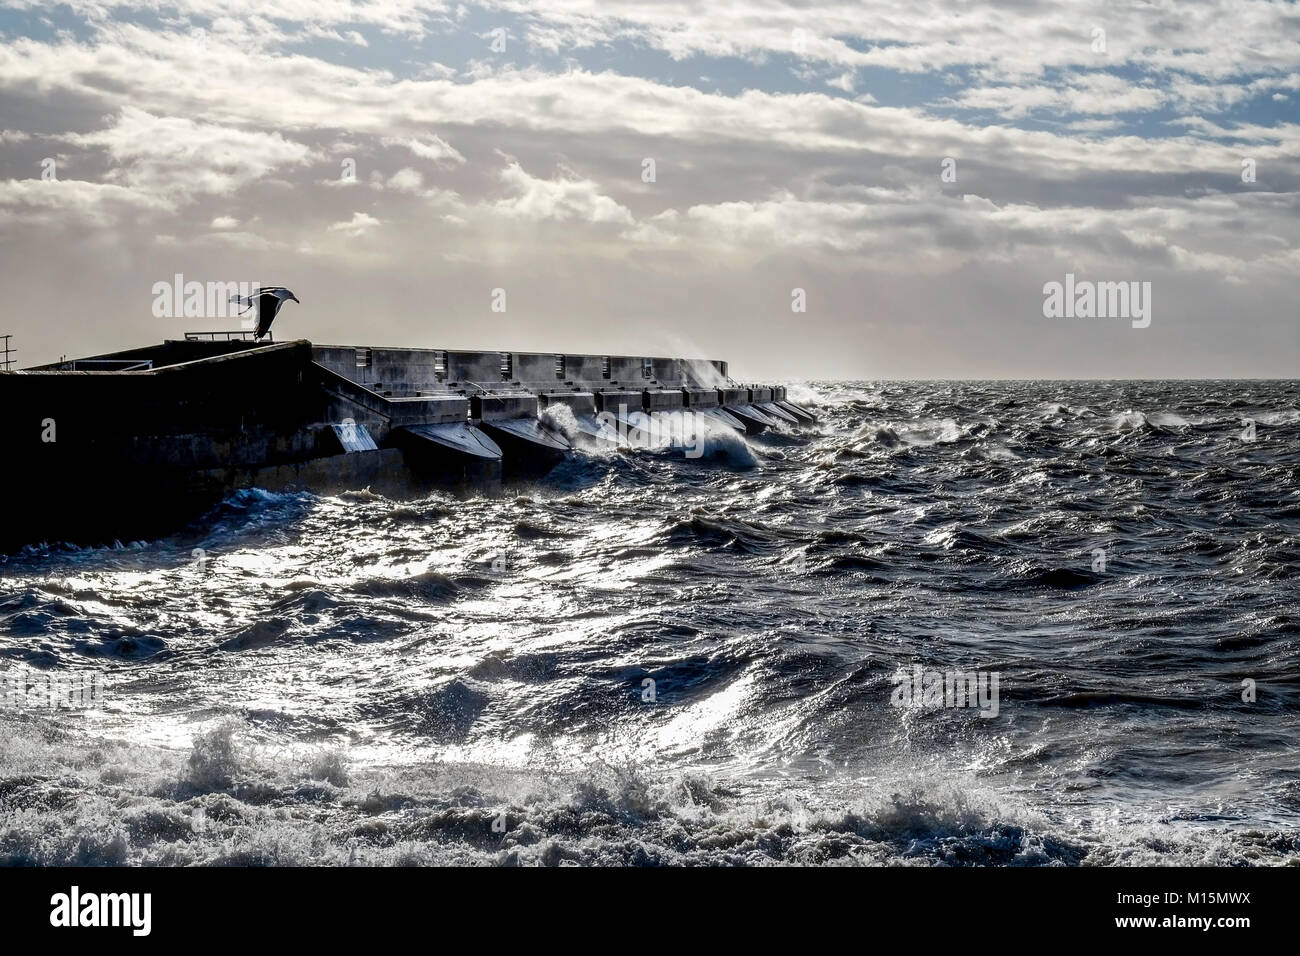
[0,338,815,548]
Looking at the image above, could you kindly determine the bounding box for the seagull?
[229,286,299,340]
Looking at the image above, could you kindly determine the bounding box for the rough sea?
[2,380,1297,866]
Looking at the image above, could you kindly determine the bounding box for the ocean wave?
[2,717,1294,866]
[1,379,1297,866]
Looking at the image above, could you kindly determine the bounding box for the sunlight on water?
[0,379,1297,865]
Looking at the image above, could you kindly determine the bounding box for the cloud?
[0,177,173,226]
[381,134,466,167]
[0,2,1294,377]
[61,107,312,201]
[826,72,855,94]
[385,167,425,192]
[492,161,634,225]
[943,74,1166,119]
[327,211,381,235]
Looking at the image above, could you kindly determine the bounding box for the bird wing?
[255,291,281,337]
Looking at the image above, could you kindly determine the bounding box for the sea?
[1,380,1297,866]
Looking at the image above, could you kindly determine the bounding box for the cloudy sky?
[0,1,1296,379]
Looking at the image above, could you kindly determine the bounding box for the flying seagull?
[230,286,299,340]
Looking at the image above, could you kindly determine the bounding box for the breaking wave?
[1,378,1297,866]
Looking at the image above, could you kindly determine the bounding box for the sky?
[0,0,1296,379]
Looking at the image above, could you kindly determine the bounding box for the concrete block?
[471,393,540,420]
[387,394,468,426]
[596,389,644,414]
[539,391,597,415]
[682,388,719,408]
[642,388,684,411]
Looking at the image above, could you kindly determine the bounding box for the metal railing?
[1,334,14,371]
[184,330,266,342]
[61,358,154,371]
